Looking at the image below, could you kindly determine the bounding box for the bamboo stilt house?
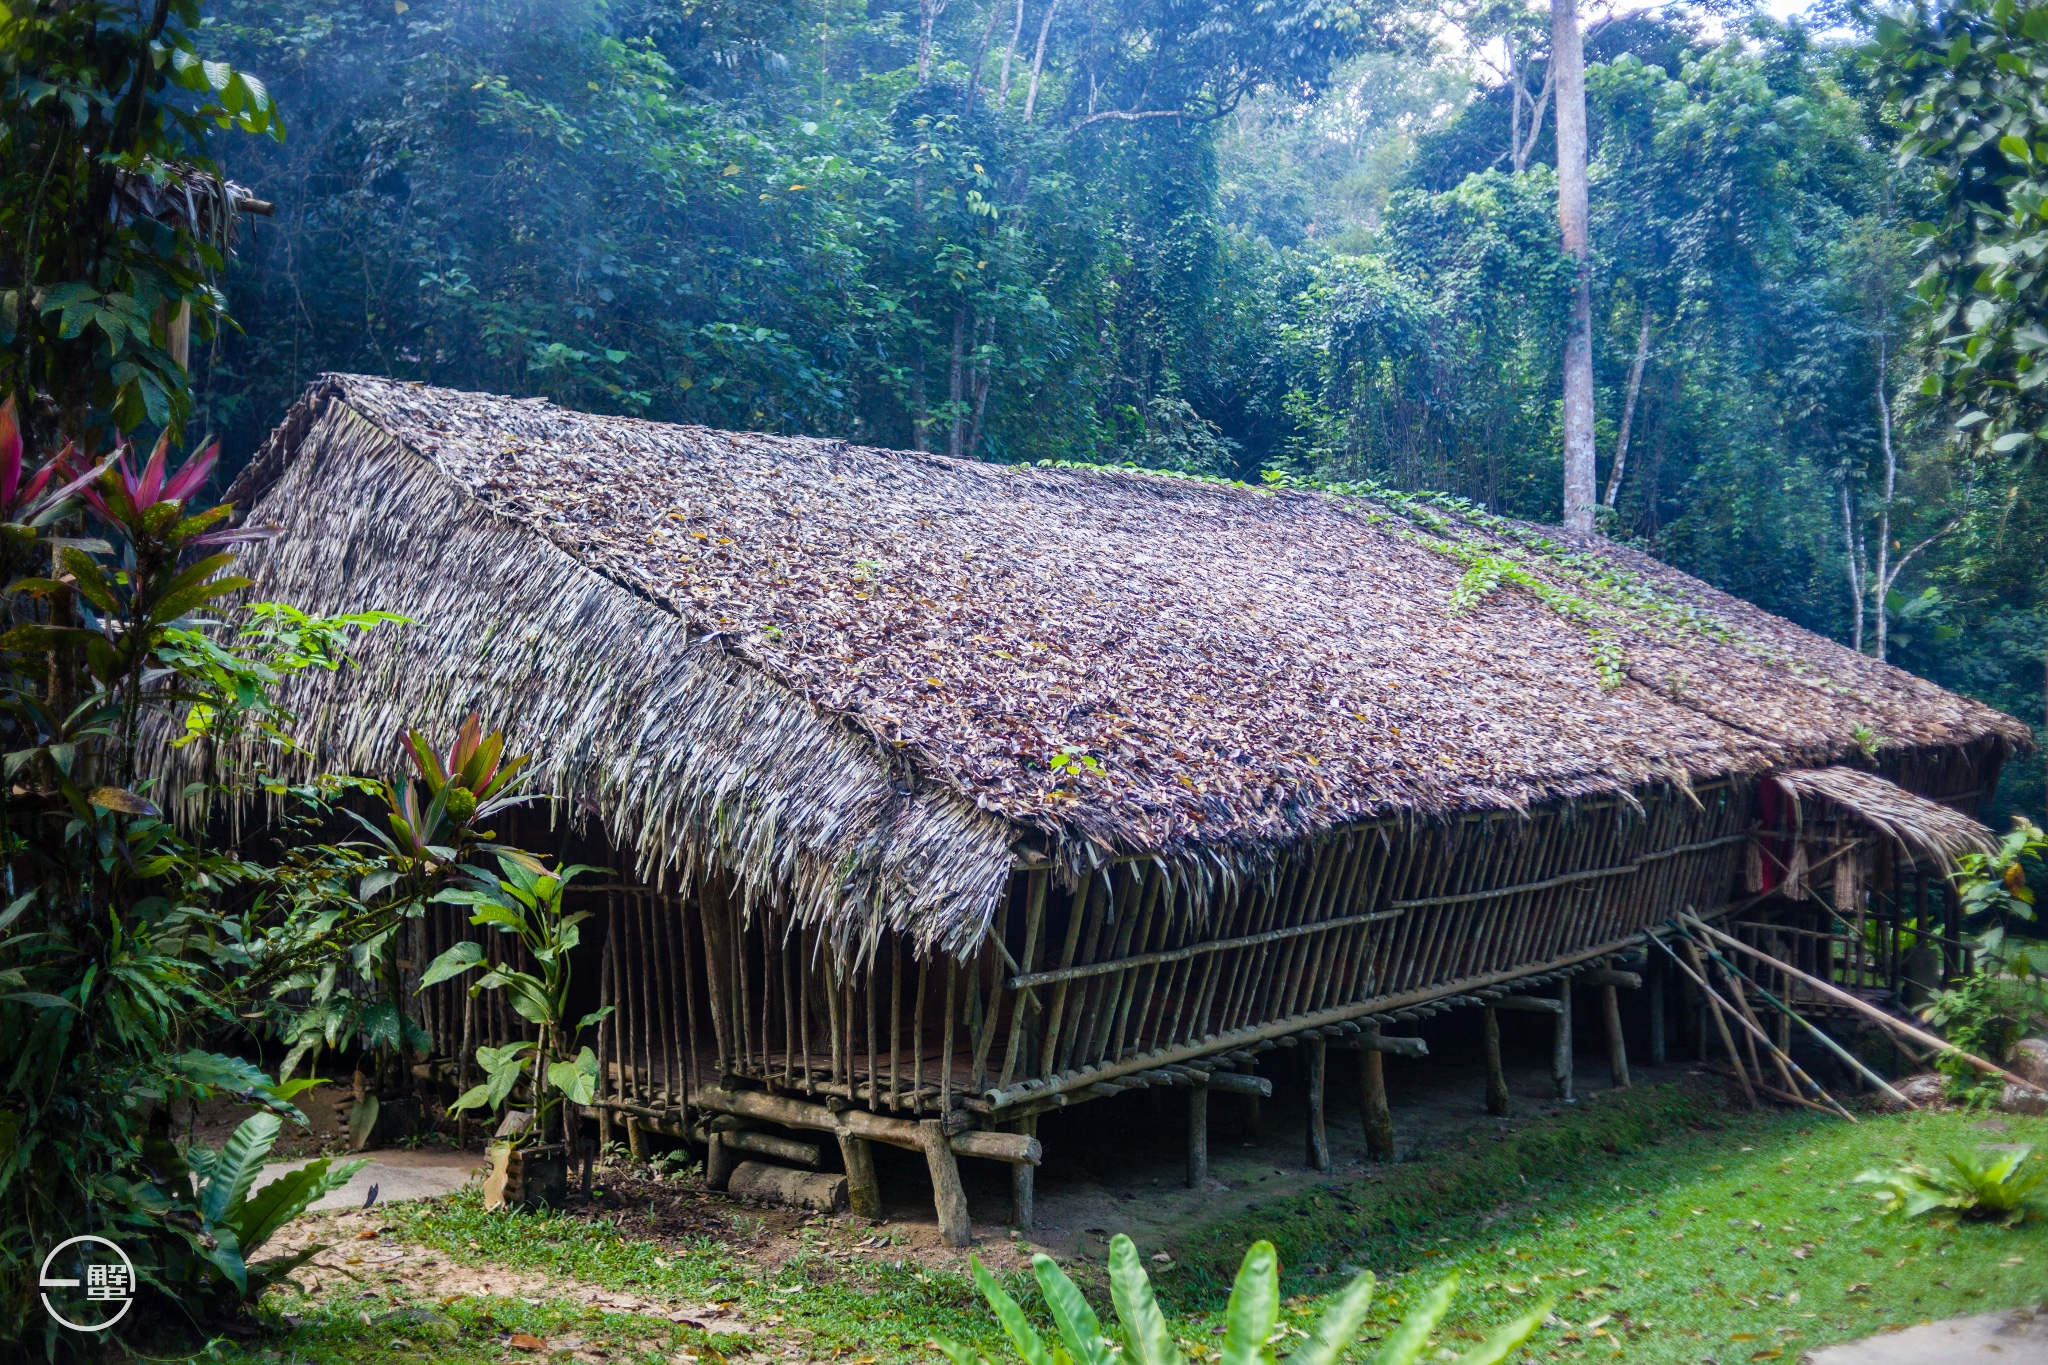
[210,376,2030,1237]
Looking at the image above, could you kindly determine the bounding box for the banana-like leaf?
[1218,1241,1280,1365]
[1287,1268,1377,1365]
[198,1111,282,1226]
[972,1255,1057,1365]
[1108,1235,1182,1365]
[1033,1252,1116,1365]
[1370,1275,1456,1365]
[932,1341,992,1365]
[547,1047,600,1105]
[1450,1299,1551,1365]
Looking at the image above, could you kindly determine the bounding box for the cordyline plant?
[274,714,535,1142]
[941,1234,1549,1365]
[0,411,402,1353]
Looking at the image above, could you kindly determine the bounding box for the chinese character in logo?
[40,1235,136,1331]
[86,1262,132,1301]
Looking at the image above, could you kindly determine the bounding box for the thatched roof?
[216,375,2027,955]
[1771,766,1999,872]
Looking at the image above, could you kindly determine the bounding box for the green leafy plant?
[1854,1144,2048,1227]
[938,1233,1548,1365]
[419,853,608,1147]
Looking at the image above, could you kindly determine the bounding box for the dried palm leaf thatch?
[1770,766,1999,872]
[197,375,2027,957]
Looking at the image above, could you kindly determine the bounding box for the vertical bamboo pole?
[941,961,957,1111]
[1647,948,1667,1067]
[911,959,928,1110]
[1483,1006,1510,1117]
[1359,1035,1394,1160]
[889,936,904,1110]
[1553,977,1575,1101]
[1305,1036,1330,1172]
[1011,1113,1038,1230]
[1602,982,1630,1089]
[998,871,1048,1086]
[1037,871,1096,1078]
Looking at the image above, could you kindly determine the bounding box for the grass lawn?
[211,1079,2047,1365]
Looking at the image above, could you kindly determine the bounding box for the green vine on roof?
[1030,456,1761,692]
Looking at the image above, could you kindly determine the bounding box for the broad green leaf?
[1033,1252,1116,1365]
[1219,1241,1280,1365]
[1370,1275,1457,1365]
[1107,1235,1181,1365]
[972,1255,1057,1365]
[199,1111,283,1226]
[418,940,484,989]
[1289,1268,1377,1365]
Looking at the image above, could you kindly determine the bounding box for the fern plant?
[938,1233,1549,1365]
[1854,1144,2048,1227]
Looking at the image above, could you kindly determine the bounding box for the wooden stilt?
[1648,950,1667,1066]
[1602,984,1630,1089]
[1553,977,1574,1101]
[1359,1045,1393,1160]
[1483,1007,1510,1116]
[1187,1082,1210,1187]
[706,1131,738,1191]
[920,1120,972,1247]
[626,1113,648,1163]
[1305,1037,1330,1172]
[839,1133,882,1220]
[1010,1115,1037,1230]
[1241,1089,1263,1141]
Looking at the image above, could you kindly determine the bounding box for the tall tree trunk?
[1554,0,1596,534]
[1603,311,1651,508]
[918,0,945,86]
[1841,483,1866,654]
[1025,0,1060,122]
[998,0,1026,105]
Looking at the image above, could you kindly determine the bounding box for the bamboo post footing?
[1187,1082,1210,1187]
[1305,1038,1330,1172]
[838,1133,882,1219]
[1010,1115,1037,1230]
[1553,978,1575,1101]
[920,1119,972,1247]
[1359,1045,1393,1160]
[1483,1007,1510,1116]
[1602,984,1630,1089]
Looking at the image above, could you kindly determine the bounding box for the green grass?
[208,1079,2048,1364]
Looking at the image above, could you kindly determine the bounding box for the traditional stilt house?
[215,376,2028,1239]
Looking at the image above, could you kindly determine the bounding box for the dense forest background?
[189,0,2046,810]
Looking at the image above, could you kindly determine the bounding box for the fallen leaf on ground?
[510,1334,547,1350]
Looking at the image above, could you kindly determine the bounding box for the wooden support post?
[625,1113,648,1164]
[706,1131,739,1191]
[1602,984,1630,1090]
[1187,1082,1210,1187]
[1648,950,1667,1066]
[1240,1089,1262,1141]
[920,1119,972,1247]
[838,1133,882,1220]
[1010,1116,1037,1231]
[1483,1007,1510,1117]
[1359,1046,1394,1160]
[1305,1037,1330,1173]
[1553,977,1574,1102]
